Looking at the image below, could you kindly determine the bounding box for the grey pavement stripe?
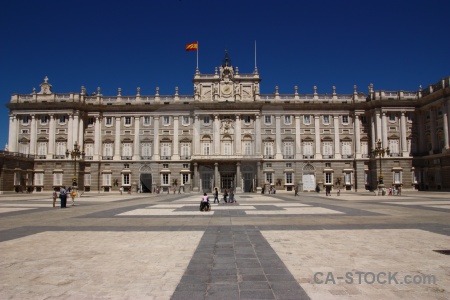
[171,226,310,300]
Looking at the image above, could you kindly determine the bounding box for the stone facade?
[4,55,450,194]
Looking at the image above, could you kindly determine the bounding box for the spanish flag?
[185,41,198,51]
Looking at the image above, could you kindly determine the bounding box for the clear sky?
[1,0,449,149]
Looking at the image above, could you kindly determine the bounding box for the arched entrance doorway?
[139,164,152,193]
[302,163,316,191]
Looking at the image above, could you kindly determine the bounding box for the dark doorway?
[140,173,152,193]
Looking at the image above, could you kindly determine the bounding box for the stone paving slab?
[0,191,449,299]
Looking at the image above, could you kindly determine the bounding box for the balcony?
[102,156,113,160]
[341,154,354,159]
[121,156,132,160]
[53,155,65,159]
[322,155,334,159]
[389,153,403,157]
[181,155,191,160]
[303,155,314,159]
[283,155,294,159]
[141,156,152,160]
[85,156,93,160]
[160,156,171,160]
[263,155,274,159]
[37,155,46,159]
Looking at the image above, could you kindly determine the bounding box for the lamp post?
[371,139,390,195]
[66,141,85,187]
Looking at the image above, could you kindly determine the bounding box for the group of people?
[52,186,77,208]
[200,188,238,211]
[213,188,236,204]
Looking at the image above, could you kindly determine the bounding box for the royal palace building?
[3,53,450,194]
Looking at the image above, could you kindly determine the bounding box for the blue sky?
[1,0,449,149]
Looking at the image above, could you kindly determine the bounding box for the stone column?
[314,115,321,159]
[275,115,282,159]
[417,111,426,153]
[193,115,200,155]
[153,116,160,160]
[30,115,36,155]
[193,162,199,192]
[78,115,84,150]
[67,114,73,152]
[375,111,382,147]
[381,112,388,148]
[48,114,55,159]
[172,116,180,160]
[235,162,242,192]
[214,114,220,155]
[430,108,437,153]
[354,114,361,158]
[333,115,341,159]
[73,112,79,145]
[133,116,140,160]
[94,116,100,160]
[255,114,261,155]
[371,113,376,149]
[256,161,262,192]
[8,115,17,152]
[235,115,241,155]
[400,112,408,156]
[442,103,449,150]
[214,162,219,188]
[114,117,121,160]
[295,115,301,159]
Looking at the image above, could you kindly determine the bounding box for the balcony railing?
[121,156,132,160]
[283,155,294,159]
[141,156,152,160]
[303,155,314,159]
[102,156,113,160]
[181,155,191,160]
[263,155,274,159]
[53,155,65,159]
[341,154,354,159]
[160,156,171,160]
[85,156,93,160]
[322,155,334,159]
[37,155,46,159]
[389,153,403,157]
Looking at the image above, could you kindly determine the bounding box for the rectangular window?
[202,143,211,155]
[56,142,66,156]
[22,116,30,124]
[286,163,292,168]
[323,115,330,125]
[342,115,349,124]
[181,143,191,158]
[40,116,48,124]
[141,143,151,157]
[53,173,63,186]
[345,173,352,185]
[106,117,112,125]
[342,142,352,156]
[264,143,273,156]
[35,173,44,186]
[394,172,401,184]
[59,115,66,124]
[85,144,94,157]
[283,142,293,156]
[144,116,151,125]
[266,173,273,184]
[88,117,95,125]
[161,143,171,157]
[203,116,210,124]
[102,173,111,186]
[244,116,251,124]
[325,173,332,184]
[183,164,189,169]
[389,114,396,121]
[286,173,293,184]
[37,142,47,156]
[182,116,190,125]
[361,116,367,124]
[123,174,130,185]
[103,143,113,157]
[223,142,232,155]
[284,115,291,125]
[122,143,132,157]
[266,163,272,168]
[264,115,272,124]
[163,163,169,169]
[163,116,170,125]
[303,115,310,125]
[303,142,313,156]
[84,174,91,186]
[323,142,333,156]
[182,174,189,184]
[162,174,169,185]
[243,141,252,155]
[125,117,131,125]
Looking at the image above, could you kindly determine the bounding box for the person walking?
[294,186,298,197]
[223,189,228,203]
[213,188,219,204]
[52,189,58,208]
[70,188,77,206]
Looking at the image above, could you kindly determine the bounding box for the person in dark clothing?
[213,188,219,204]
[59,186,68,208]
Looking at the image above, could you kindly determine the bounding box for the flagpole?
[196,41,199,70]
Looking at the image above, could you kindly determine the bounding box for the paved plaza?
[0,190,449,299]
